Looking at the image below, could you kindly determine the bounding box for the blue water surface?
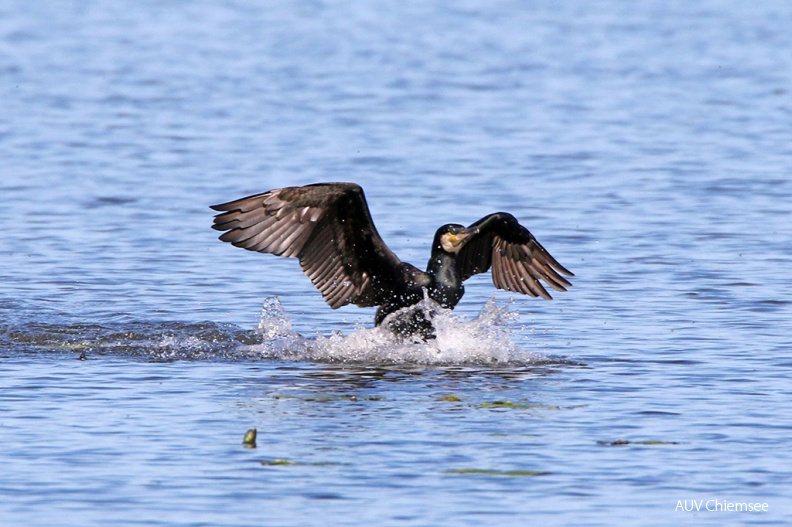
[1,1,791,526]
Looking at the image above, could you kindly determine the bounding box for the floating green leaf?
[444,468,550,477]
[261,458,293,466]
[479,400,560,410]
[597,439,678,446]
[278,394,384,403]
[436,395,462,402]
[340,395,384,401]
[260,459,347,467]
[242,428,257,448]
[54,342,90,351]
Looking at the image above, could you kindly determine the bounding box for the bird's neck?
[426,252,464,308]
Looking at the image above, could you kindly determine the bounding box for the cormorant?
[211,182,573,339]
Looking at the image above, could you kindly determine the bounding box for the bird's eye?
[449,227,457,235]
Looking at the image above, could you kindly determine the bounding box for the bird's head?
[433,224,477,254]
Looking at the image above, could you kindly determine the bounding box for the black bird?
[211,182,573,339]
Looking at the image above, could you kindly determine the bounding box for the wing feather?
[211,183,402,308]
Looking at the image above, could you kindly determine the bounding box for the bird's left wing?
[456,213,573,300]
[211,183,403,309]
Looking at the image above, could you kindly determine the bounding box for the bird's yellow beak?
[448,230,474,248]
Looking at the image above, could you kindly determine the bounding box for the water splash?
[249,296,546,366]
[257,296,294,339]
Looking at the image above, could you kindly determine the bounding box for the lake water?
[2,1,791,525]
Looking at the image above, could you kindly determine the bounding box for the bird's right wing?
[211,183,403,309]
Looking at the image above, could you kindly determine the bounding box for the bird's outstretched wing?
[456,213,573,300]
[211,183,403,309]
